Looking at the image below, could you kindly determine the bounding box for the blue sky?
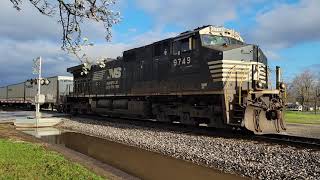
[0,0,319,86]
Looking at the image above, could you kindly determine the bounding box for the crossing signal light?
[27,78,50,85]
[40,79,50,85]
[28,79,37,85]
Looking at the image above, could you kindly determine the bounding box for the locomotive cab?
[196,26,286,134]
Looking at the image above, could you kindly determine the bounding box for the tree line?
[286,70,320,109]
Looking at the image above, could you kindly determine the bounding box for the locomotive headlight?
[279,82,286,90]
[256,80,263,89]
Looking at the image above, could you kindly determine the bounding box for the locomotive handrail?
[267,67,273,89]
[223,62,251,123]
[237,64,251,106]
[223,64,238,123]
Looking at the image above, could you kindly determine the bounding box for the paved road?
[0,110,66,123]
[286,123,320,139]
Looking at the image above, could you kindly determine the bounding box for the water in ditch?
[21,128,246,180]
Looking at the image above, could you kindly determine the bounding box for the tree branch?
[9,0,121,64]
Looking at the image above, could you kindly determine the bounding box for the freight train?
[0,76,73,110]
[64,25,286,134]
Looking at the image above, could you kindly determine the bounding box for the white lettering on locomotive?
[93,67,122,81]
[173,57,191,67]
[106,80,120,90]
[106,67,122,79]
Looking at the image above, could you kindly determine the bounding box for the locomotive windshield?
[201,34,243,46]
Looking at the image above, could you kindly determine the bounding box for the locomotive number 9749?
[173,57,191,67]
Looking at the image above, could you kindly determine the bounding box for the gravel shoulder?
[59,117,320,180]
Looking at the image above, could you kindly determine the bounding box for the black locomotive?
[66,25,286,134]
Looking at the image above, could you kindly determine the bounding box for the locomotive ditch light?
[256,80,264,89]
[279,82,286,90]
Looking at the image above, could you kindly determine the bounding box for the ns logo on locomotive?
[66,25,286,134]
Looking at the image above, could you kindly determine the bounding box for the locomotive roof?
[124,25,244,53]
[68,25,244,73]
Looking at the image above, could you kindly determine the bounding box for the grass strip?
[0,139,104,180]
[285,111,320,125]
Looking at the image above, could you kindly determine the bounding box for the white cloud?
[135,0,240,29]
[0,1,60,41]
[0,1,123,86]
[0,39,77,85]
[251,0,320,49]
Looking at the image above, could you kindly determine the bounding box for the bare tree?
[9,0,121,64]
[290,70,316,107]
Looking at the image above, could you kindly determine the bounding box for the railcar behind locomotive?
[66,25,286,134]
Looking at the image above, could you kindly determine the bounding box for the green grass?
[285,111,320,125]
[0,139,104,180]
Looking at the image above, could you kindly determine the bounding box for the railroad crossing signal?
[32,57,41,75]
[40,78,50,85]
[27,78,50,85]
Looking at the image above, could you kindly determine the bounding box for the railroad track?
[257,134,320,149]
[64,113,320,149]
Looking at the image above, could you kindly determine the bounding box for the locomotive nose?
[222,45,267,64]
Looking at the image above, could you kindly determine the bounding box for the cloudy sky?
[0,0,319,86]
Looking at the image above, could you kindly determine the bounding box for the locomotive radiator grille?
[207,60,266,83]
[92,70,106,81]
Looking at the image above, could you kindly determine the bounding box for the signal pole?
[316,89,320,115]
[37,57,41,120]
[33,57,42,127]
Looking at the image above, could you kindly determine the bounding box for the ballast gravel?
[58,117,320,179]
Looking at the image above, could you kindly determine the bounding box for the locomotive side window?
[180,38,191,52]
[172,37,193,55]
[229,38,244,45]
